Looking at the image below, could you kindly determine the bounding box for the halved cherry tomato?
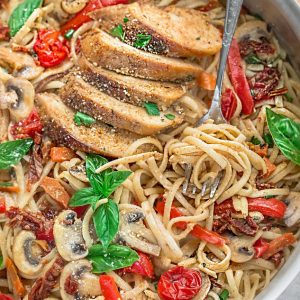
[253,238,270,258]
[158,266,202,300]
[221,88,238,121]
[10,109,43,139]
[121,252,154,278]
[61,0,128,34]
[155,198,227,247]
[0,198,6,214]
[228,38,254,115]
[99,275,121,300]
[33,29,70,68]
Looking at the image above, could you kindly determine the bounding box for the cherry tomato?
[221,88,237,121]
[10,109,43,139]
[33,29,69,68]
[99,275,121,300]
[157,266,202,300]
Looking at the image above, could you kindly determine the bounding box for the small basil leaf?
[250,136,261,145]
[263,133,274,148]
[266,108,300,165]
[134,34,152,48]
[102,170,132,197]
[93,199,119,248]
[110,24,125,41]
[64,29,75,40]
[144,102,160,116]
[123,17,129,23]
[87,244,139,273]
[0,138,33,170]
[74,112,96,127]
[68,187,100,207]
[9,0,43,37]
[219,289,229,300]
[245,54,262,64]
[164,113,175,120]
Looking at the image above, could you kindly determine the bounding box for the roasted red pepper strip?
[253,238,270,258]
[228,38,254,115]
[33,29,70,68]
[0,198,6,214]
[221,88,238,121]
[214,197,286,219]
[99,275,121,300]
[155,200,227,247]
[10,109,43,139]
[121,252,154,278]
[61,0,128,34]
[0,294,14,300]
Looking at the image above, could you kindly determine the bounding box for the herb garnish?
[250,136,261,145]
[0,138,33,170]
[284,93,293,103]
[144,102,160,116]
[219,289,229,300]
[110,24,125,41]
[165,113,175,120]
[123,17,129,23]
[245,54,262,64]
[266,108,300,166]
[0,182,14,187]
[134,34,152,48]
[64,29,75,40]
[74,112,96,127]
[263,133,274,148]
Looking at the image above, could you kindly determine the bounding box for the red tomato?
[0,294,14,300]
[221,88,238,121]
[0,198,6,214]
[99,275,121,300]
[10,109,43,139]
[33,29,69,68]
[71,205,89,218]
[158,266,202,300]
[121,252,154,278]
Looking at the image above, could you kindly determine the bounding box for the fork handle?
[213,0,243,106]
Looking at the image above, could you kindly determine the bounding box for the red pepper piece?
[0,198,6,214]
[33,29,70,68]
[221,88,238,121]
[155,199,227,247]
[228,38,254,115]
[99,275,121,300]
[61,0,128,34]
[253,238,270,258]
[121,251,154,278]
[0,294,15,300]
[10,109,43,139]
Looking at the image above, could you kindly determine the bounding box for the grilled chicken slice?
[81,29,204,82]
[36,93,152,157]
[60,75,183,136]
[89,2,221,57]
[77,56,188,108]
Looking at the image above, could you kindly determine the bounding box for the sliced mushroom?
[194,273,211,300]
[60,259,101,300]
[54,210,88,261]
[12,231,44,277]
[118,208,161,256]
[62,0,88,14]
[6,78,34,121]
[69,163,89,182]
[227,234,255,263]
[284,192,300,227]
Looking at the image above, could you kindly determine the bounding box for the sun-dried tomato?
[239,37,275,58]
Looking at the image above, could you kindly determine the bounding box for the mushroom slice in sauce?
[227,234,255,263]
[118,208,161,257]
[12,231,44,277]
[284,192,300,227]
[60,259,101,300]
[69,163,89,183]
[6,78,35,121]
[54,210,88,261]
[62,0,88,14]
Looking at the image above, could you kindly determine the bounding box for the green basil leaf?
[8,0,43,37]
[250,136,261,145]
[87,244,139,273]
[144,102,160,116]
[123,17,129,23]
[102,170,132,197]
[93,199,119,248]
[68,187,100,207]
[266,108,300,165]
[245,54,262,64]
[263,133,274,148]
[110,24,125,41]
[219,289,229,300]
[164,113,175,120]
[74,112,96,127]
[134,34,152,48]
[0,138,33,170]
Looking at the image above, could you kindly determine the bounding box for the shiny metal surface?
[242,1,300,299]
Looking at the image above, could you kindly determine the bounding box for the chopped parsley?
[74,112,96,127]
[245,53,262,64]
[250,136,261,145]
[123,17,129,23]
[0,182,14,187]
[265,195,275,199]
[284,93,293,103]
[110,24,125,41]
[134,34,152,48]
[219,289,229,300]
[165,113,175,120]
[263,133,274,148]
[64,29,75,40]
[144,102,160,116]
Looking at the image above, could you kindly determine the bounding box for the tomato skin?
[158,266,202,300]
[33,30,69,68]
[0,198,6,214]
[99,275,121,300]
[121,252,154,278]
[221,88,237,121]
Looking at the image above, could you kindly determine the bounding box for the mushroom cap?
[54,210,88,261]
[12,230,44,278]
[227,234,255,263]
[62,0,88,14]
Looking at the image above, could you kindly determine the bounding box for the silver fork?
[182,0,243,197]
